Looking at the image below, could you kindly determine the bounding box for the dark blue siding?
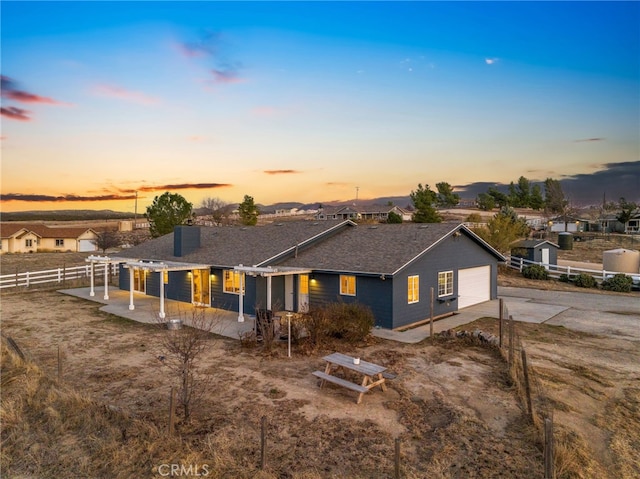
[391,234,499,329]
[146,272,161,297]
[119,265,129,289]
[308,273,393,328]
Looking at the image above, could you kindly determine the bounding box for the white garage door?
[458,266,491,309]
[78,239,96,252]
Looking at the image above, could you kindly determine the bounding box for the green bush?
[573,273,596,288]
[601,274,633,293]
[559,274,572,283]
[522,264,549,280]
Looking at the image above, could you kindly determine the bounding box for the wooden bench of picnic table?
[312,352,388,404]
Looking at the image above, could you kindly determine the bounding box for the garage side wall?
[391,233,499,329]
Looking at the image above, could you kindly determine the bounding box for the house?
[110,220,505,330]
[510,240,559,269]
[316,205,412,222]
[0,223,99,254]
[548,216,590,233]
[0,224,41,254]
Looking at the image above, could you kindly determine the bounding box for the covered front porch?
[59,287,254,340]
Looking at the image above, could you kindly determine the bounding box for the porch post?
[103,262,109,300]
[266,276,272,311]
[159,271,166,319]
[89,261,95,297]
[238,272,245,322]
[129,268,135,310]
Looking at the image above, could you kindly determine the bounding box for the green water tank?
[558,232,573,250]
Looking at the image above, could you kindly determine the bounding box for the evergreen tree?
[145,192,193,238]
[238,195,260,226]
[436,182,460,207]
[410,184,441,223]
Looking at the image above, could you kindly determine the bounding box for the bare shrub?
[156,306,221,421]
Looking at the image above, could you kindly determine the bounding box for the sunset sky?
[1,1,638,213]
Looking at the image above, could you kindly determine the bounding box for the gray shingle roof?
[116,220,351,267]
[278,222,500,274]
[116,220,504,276]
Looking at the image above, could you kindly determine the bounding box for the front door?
[285,275,294,311]
[298,274,309,312]
[133,269,146,293]
[541,248,550,270]
[192,269,210,306]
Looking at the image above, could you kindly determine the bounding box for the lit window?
[163,271,169,284]
[438,271,454,297]
[299,274,309,295]
[223,270,245,294]
[55,239,64,247]
[339,275,356,296]
[408,275,419,304]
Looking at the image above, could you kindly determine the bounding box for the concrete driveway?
[373,286,640,343]
[499,286,640,341]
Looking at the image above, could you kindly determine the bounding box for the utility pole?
[134,191,138,229]
[355,186,359,206]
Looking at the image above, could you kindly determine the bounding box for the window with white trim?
[438,271,454,297]
[339,275,356,296]
[407,275,419,304]
[25,239,33,247]
[55,239,64,247]
[223,270,245,294]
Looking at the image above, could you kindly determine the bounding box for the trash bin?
[167,318,183,330]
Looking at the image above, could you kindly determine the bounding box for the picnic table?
[312,352,387,404]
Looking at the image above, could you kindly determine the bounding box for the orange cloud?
[264,170,301,175]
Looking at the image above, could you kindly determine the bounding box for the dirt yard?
[2,286,639,478]
[1,239,639,478]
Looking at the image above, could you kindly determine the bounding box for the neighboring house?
[0,223,99,254]
[112,220,505,330]
[0,224,41,254]
[597,213,640,234]
[548,216,590,233]
[316,205,412,222]
[510,240,559,269]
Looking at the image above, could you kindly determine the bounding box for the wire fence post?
[499,298,504,349]
[508,315,515,366]
[521,348,533,422]
[544,416,554,479]
[57,343,63,383]
[168,387,176,436]
[260,415,267,470]
[394,437,401,479]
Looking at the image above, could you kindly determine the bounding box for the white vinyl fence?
[506,256,640,286]
[0,263,119,290]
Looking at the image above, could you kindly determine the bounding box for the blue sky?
[1,1,638,212]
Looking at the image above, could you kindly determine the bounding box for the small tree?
[476,192,496,211]
[436,182,460,207]
[157,307,220,421]
[200,196,233,226]
[616,197,638,230]
[238,194,260,226]
[473,207,529,253]
[93,229,120,253]
[145,192,193,238]
[387,211,403,223]
[410,183,441,223]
